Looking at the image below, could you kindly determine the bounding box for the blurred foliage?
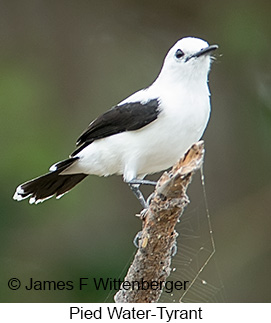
[1,0,271,302]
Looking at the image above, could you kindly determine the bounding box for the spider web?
[160,168,226,303]
[105,168,226,303]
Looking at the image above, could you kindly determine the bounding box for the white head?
[157,37,218,85]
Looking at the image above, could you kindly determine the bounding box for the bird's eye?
[175,49,184,59]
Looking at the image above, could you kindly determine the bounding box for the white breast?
[64,84,210,182]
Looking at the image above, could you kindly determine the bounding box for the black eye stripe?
[175,49,184,59]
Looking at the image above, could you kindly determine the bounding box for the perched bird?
[13,37,218,208]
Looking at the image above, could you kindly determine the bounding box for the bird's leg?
[128,179,157,186]
[128,179,157,209]
[128,183,148,209]
[146,192,155,205]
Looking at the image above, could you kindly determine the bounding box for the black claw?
[140,208,148,219]
[133,231,142,248]
[171,243,177,257]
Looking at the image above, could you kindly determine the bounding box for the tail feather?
[13,158,88,204]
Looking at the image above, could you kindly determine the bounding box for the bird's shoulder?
[70,95,161,156]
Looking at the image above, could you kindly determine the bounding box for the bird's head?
[158,37,218,85]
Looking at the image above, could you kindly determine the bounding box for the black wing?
[71,99,160,156]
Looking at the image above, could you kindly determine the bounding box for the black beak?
[185,44,218,62]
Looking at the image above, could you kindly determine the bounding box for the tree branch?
[114,141,205,303]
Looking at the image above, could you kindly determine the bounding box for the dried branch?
[114,141,205,303]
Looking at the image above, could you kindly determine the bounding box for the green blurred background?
[1,0,271,302]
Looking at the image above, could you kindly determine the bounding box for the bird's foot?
[133,231,142,248]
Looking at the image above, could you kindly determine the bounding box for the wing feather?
[71,99,160,156]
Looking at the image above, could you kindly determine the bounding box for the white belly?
[63,91,210,182]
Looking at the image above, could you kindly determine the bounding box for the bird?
[13,37,218,208]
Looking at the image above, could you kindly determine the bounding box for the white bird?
[13,37,218,208]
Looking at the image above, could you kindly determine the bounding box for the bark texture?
[114,141,205,303]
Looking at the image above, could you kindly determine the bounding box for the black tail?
[13,157,88,204]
